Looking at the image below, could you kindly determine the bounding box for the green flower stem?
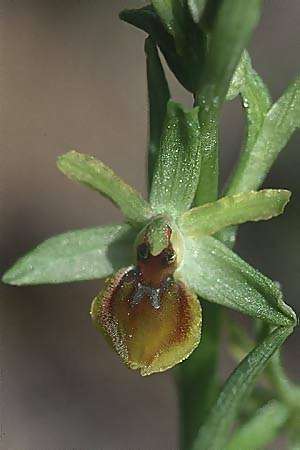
[176,302,221,450]
[194,0,262,206]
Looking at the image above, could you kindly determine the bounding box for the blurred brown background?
[0,1,299,449]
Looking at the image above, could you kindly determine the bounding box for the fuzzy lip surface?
[131,276,174,309]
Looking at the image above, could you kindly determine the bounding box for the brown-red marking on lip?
[91,251,201,375]
[91,220,201,375]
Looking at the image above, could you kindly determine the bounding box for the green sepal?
[192,326,293,450]
[226,400,289,450]
[145,36,170,189]
[227,76,300,194]
[57,151,152,227]
[178,235,296,326]
[150,101,202,216]
[120,5,206,93]
[2,224,135,285]
[193,114,219,206]
[180,189,291,237]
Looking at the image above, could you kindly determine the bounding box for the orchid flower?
[3,101,296,376]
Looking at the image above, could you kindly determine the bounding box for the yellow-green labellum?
[91,219,202,375]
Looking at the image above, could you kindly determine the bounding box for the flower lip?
[131,276,173,310]
[91,265,202,376]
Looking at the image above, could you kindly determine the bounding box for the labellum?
[91,217,202,375]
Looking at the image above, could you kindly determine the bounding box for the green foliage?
[228,76,300,194]
[194,0,262,205]
[226,401,289,450]
[226,50,271,172]
[2,2,300,449]
[192,326,293,450]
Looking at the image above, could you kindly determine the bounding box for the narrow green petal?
[227,76,300,194]
[226,400,288,450]
[180,189,291,238]
[2,224,135,285]
[192,326,293,450]
[57,151,152,226]
[145,36,170,189]
[178,235,296,326]
[150,101,202,216]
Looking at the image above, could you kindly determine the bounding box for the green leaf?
[150,101,202,216]
[194,0,262,205]
[2,224,135,285]
[120,5,206,93]
[57,151,152,227]
[192,326,293,450]
[227,76,300,194]
[178,235,296,326]
[218,51,271,246]
[226,51,271,157]
[145,36,170,190]
[180,189,291,237]
[188,0,207,23]
[226,400,289,450]
[176,302,221,450]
